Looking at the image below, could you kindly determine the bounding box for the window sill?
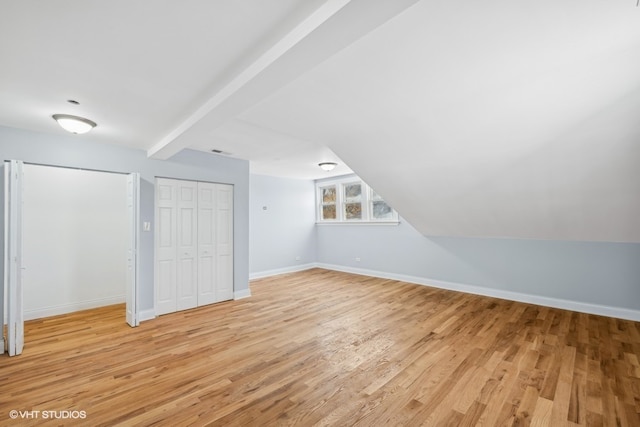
[315,221,400,226]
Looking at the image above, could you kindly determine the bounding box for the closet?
[155,178,233,315]
[22,164,129,320]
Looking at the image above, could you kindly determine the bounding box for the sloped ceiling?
[1,0,638,242]
[239,0,640,242]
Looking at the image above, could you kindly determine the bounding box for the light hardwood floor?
[1,268,639,426]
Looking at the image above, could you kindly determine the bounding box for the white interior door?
[176,180,198,311]
[6,160,24,356]
[155,178,177,315]
[125,173,140,327]
[197,182,217,306]
[216,184,234,301]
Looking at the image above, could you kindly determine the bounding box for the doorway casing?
[3,160,141,356]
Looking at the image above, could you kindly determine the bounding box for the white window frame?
[342,180,366,221]
[316,176,399,224]
[369,187,397,222]
[318,183,338,222]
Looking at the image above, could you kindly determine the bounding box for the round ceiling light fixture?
[318,162,337,171]
[52,114,97,134]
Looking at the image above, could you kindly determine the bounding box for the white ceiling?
[1,0,639,241]
[0,0,351,179]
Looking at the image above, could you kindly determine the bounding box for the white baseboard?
[234,289,252,300]
[316,263,640,322]
[139,309,156,322]
[23,295,126,321]
[249,263,317,280]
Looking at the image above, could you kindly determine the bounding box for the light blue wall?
[316,220,640,311]
[0,125,250,314]
[249,173,640,314]
[5,125,638,319]
[249,174,316,276]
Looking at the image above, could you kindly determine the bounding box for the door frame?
[3,161,142,355]
[126,172,141,327]
[5,160,24,356]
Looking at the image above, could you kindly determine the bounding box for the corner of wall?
[249,263,317,280]
[234,289,252,300]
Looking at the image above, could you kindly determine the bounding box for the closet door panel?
[155,179,177,315]
[176,181,198,311]
[216,184,234,301]
[197,182,217,306]
[155,178,234,315]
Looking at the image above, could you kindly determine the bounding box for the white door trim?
[126,173,141,327]
[3,162,142,348]
[6,160,24,356]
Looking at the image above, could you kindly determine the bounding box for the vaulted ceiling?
[1,0,639,242]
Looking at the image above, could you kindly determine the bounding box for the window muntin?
[343,182,362,220]
[320,185,337,220]
[316,177,397,223]
[370,190,394,220]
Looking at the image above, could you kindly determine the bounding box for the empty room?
[1,1,639,426]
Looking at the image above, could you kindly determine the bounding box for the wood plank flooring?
[1,268,639,426]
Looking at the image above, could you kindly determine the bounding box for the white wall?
[22,164,128,320]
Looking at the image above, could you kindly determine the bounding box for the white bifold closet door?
[156,179,178,315]
[176,180,198,311]
[155,178,233,316]
[5,160,24,356]
[197,182,216,306]
[215,184,234,302]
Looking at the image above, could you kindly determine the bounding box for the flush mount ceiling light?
[318,162,337,171]
[52,114,97,134]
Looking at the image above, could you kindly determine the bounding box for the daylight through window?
[316,177,398,223]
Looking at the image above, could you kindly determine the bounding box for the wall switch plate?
[143,221,151,232]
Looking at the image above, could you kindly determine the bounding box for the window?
[370,189,394,220]
[316,176,398,224]
[343,182,362,220]
[319,185,337,220]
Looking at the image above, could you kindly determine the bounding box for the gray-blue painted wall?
[250,174,640,313]
[316,220,640,311]
[250,175,316,274]
[0,125,250,314]
[3,125,638,319]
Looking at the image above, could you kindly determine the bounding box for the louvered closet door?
[216,184,234,301]
[176,180,198,311]
[155,179,177,315]
[197,182,217,306]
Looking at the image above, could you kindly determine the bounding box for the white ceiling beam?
[147,0,420,160]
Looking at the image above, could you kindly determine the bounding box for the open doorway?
[3,161,140,356]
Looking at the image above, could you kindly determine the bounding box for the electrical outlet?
[355,257,361,262]
[295,256,301,261]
